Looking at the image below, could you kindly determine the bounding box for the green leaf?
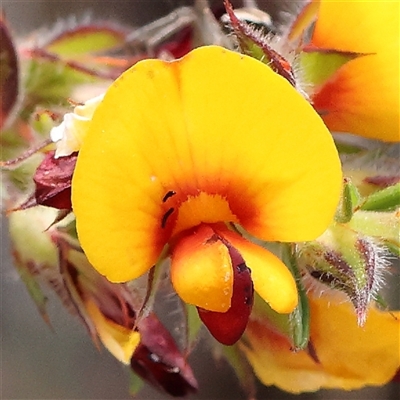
[360,183,400,211]
[45,23,127,57]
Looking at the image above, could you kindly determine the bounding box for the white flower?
[50,93,104,158]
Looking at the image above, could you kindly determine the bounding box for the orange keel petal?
[170,224,233,312]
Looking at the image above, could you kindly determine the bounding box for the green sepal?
[298,47,363,86]
[253,242,310,350]
[281,244,310,350]
[299,224,383,325]
[360,183,400,211]
[335,178,361,223]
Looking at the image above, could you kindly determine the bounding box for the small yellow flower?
[303,0,399,141]
[72,46,342,343]
[242,293,400,392]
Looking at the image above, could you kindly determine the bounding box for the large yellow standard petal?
[310,0,400,141]
[72,45,341,283]
[241,294,400,393]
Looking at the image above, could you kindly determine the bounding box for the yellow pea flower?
[301,0,399,141]
[242,293,400,392]
[72,45,342,344]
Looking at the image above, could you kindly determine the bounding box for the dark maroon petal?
[132,313,198,397]
[34,150,77,209]
[198,242,254,346]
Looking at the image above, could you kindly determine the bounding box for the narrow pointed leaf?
[281,244,310,350]
[360,183,400,211]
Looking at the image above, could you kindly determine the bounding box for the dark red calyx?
[34,150,77,209]
[132,313,198,397]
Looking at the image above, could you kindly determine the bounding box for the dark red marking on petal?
[198,239,254,346]
[33,150,77,210]
[162,190,176,202]
[132,313,198,397]
[161,207,175,228]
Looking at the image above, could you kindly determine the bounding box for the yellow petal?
[72,45,341,283]
[215,226,298,314]
[288,0,319,42]
[170,224,233,312]
[310,0,400,141]
[313,49,400,141]
[242,294,400,393]
[312,0,399,54]
[85,299,140,365]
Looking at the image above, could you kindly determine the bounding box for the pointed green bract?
[335,178,361,223]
